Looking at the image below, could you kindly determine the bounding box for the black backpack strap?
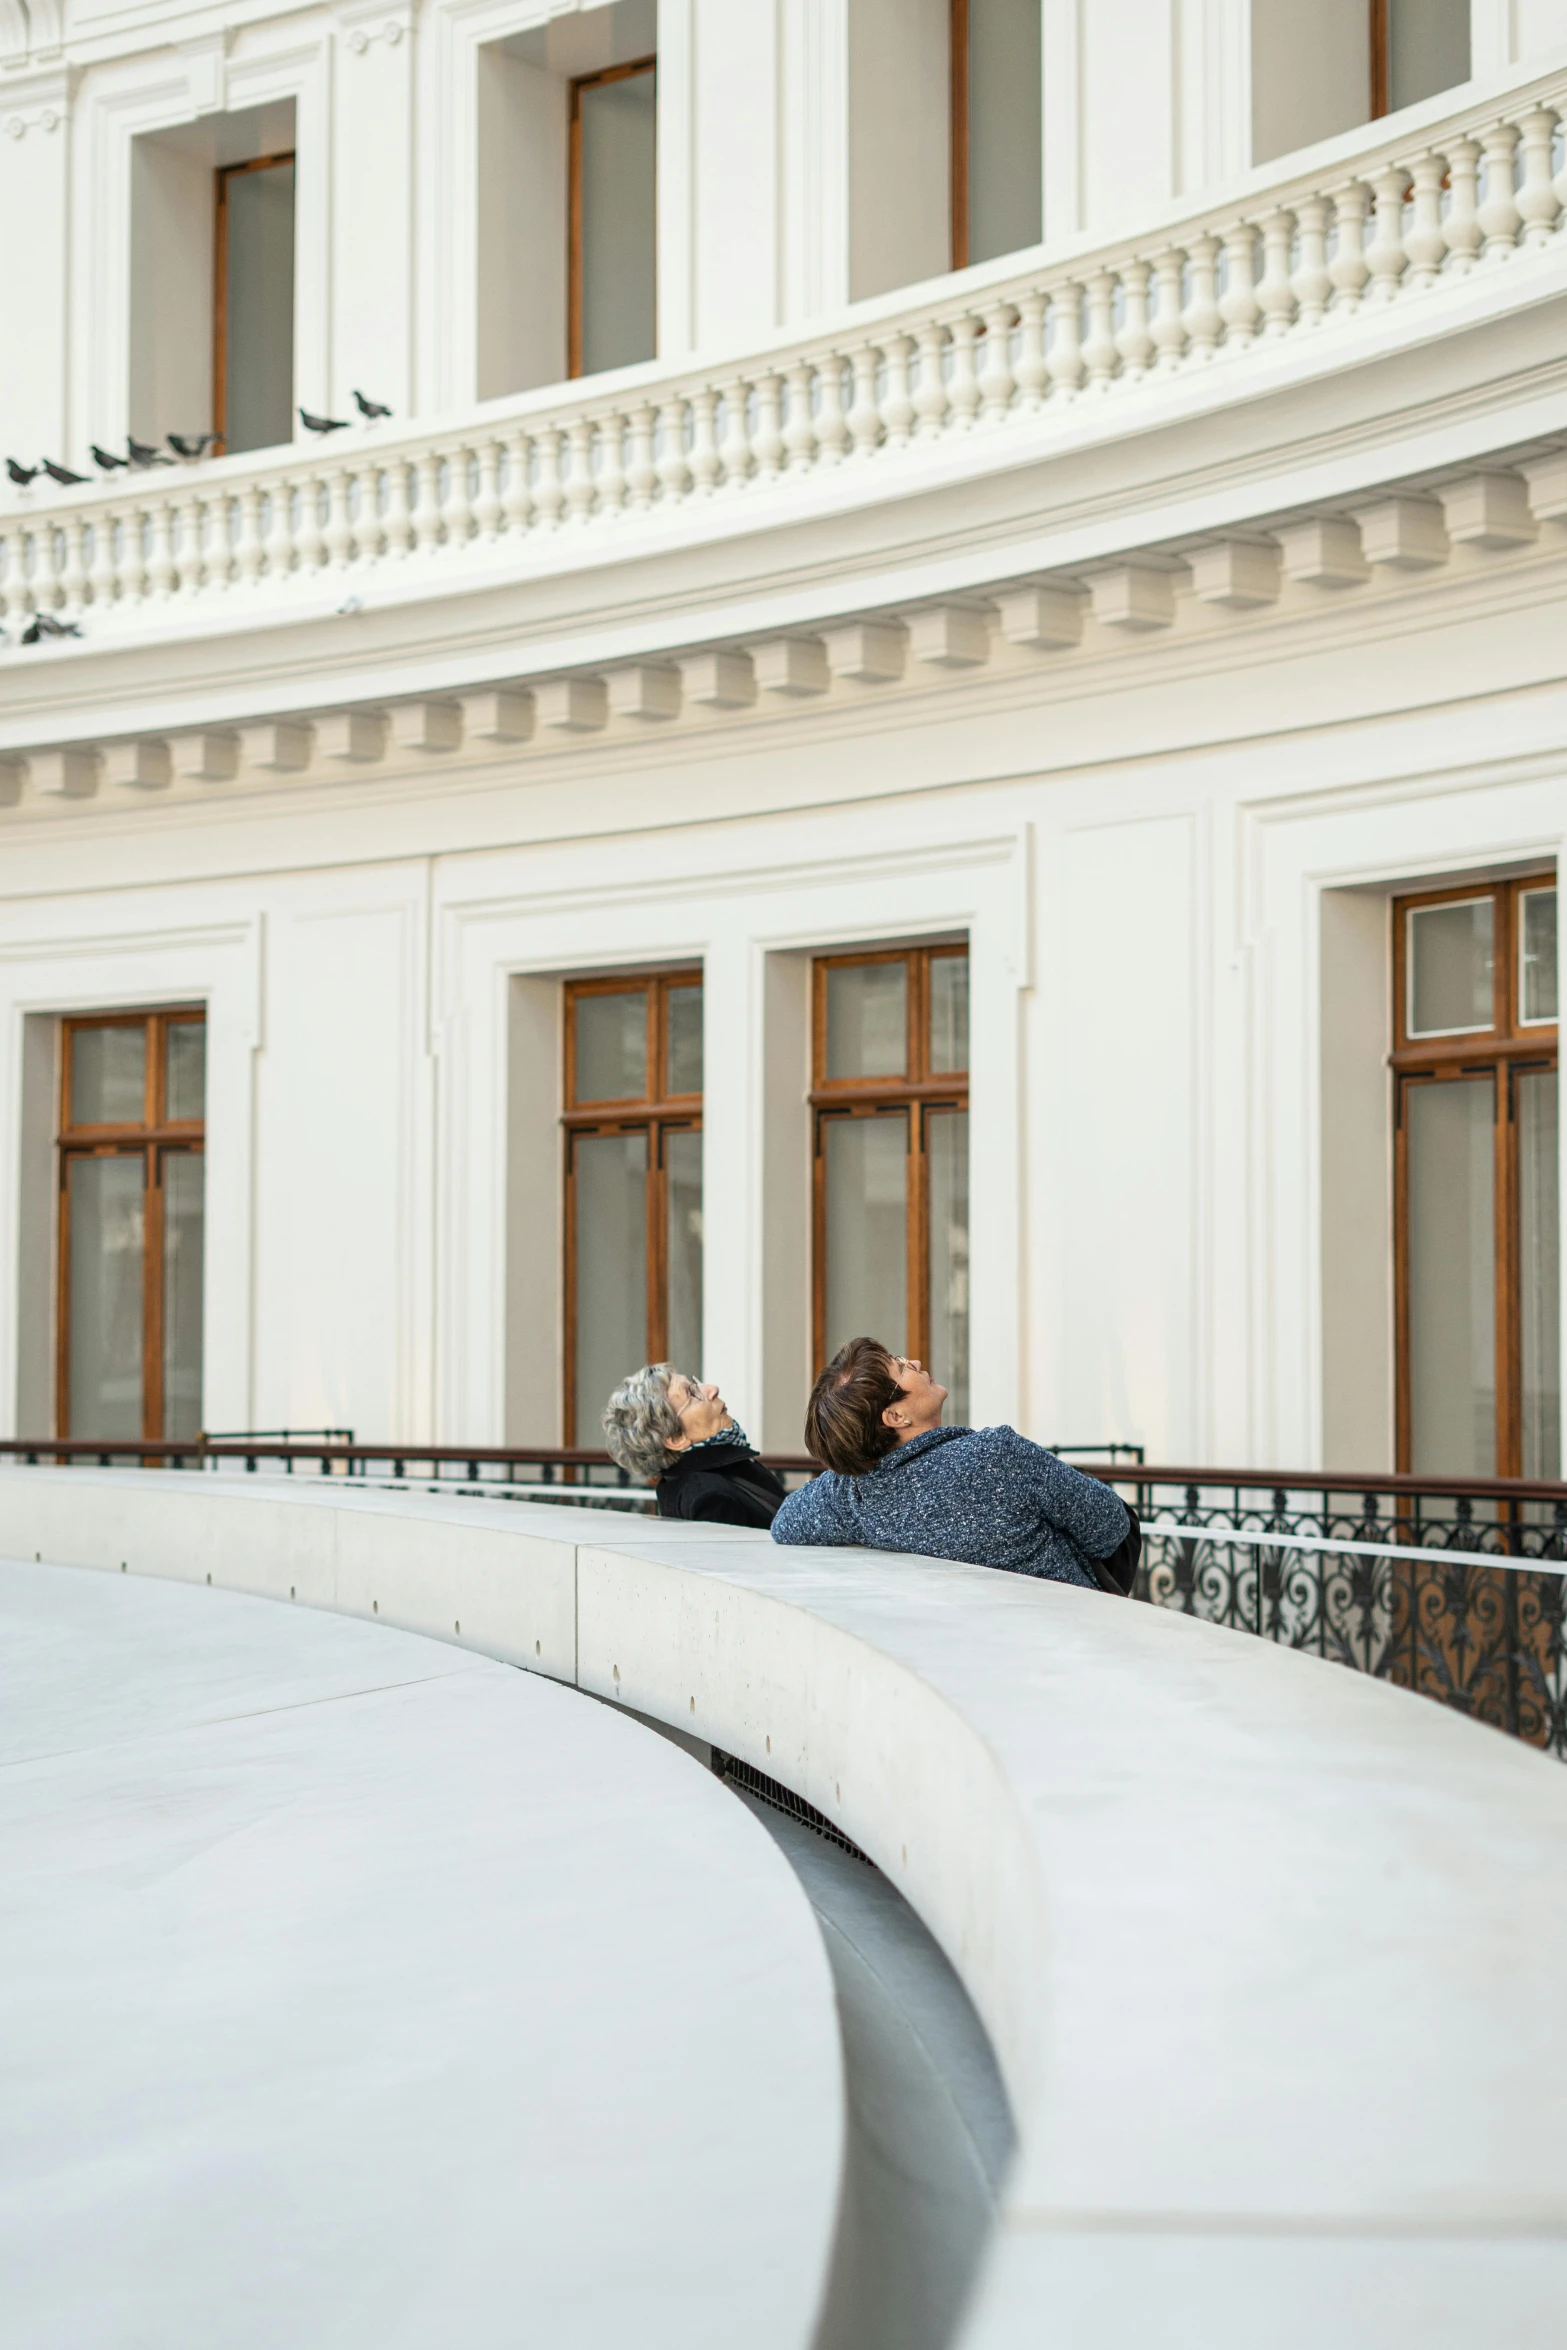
[1088,1501,1141,1597]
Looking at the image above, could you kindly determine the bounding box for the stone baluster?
[1218,223,1260,348]
[1404,153,1448,288]
[1476,119,1521,259]
[600,416,631,513]
[1292,196,1332,323]
[1515,106,1561,246]
[946,316,983,424]
[234,482,266,585]
[1046,282,1085,396]
[561,419,594,521]
[1150,250,1186,369]
[1442,137,1483,271]
[451,446,482,542]
[502,429,533,534]
[1366,165,1410,302]
[1013,288,1049,403]
[89,509,119,607]
[813,355,850,463]
[912,322,949,435]
[846,346,883,451]
[978,300,1018,417]
[626,405,658,509]
[183,490,212,594]
[783,360,818,469]
[296,473,329,570]
[657,399,690,505]
[408,453,439,555]
[533,426,566,528]
[147,497,178,598]
[1556,104,1567,223]
[690,387,723,493]
[0,528,28,629]
[382,455,414,556]
[324,466,355,568]
[60,514,90,618]
[1183,235,1222,356]
[265,479,295,579]
[473,436,504,536]
[1327,183,1371,311]
[718,378,754,486]
[879,333,917,444]
[752,372,786,476]
[1256,211,1296,336]
[1082,272,1118,389]
[1115,263,1154,378]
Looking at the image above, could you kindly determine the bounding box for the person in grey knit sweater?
[772,1337,1128,1588]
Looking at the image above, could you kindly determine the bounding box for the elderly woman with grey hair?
[602,1365,786,1528]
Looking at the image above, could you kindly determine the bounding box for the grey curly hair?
[602,1362,686,1482]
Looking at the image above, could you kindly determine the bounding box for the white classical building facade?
[0,0,1563,1476]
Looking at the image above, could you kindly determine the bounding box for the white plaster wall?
[474,44,567,397]
[0,90,70,458]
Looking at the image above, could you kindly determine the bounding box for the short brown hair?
[804,1337,902,1476]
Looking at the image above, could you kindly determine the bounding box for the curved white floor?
[0,1558,843,2350]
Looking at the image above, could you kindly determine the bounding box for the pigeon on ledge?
[42,460,88,486]
[352,390,392,419]
[168,432,223,459]
[6,459,39,486]
[300,407,349,435]
[91,445,129,471]
[21,611,84,644]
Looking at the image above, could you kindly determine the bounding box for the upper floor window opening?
[1370,0,1471,119]
[476,0,657,402]
[129,100,297,460]
[1252,0,1471,169]
[949,0,1042,271]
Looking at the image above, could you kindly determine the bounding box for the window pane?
[1519,1071,1560,1482]
[666,984,703,1096]
[823,1113,907,1361]
[825,963,907,1080]
[223,159,295,456]
[68,1153,145,1441]
[1387,0,1469,111]
[574,1130,648,1440]
[575,991,647,1100]
[967,0,1043,265]
[163,1150,205,1442]
[1521,890,1558,1025]
[165,1021,206,1122]
[929,956,969,1073]
[665,1127,703,1377]
[1407,1079,1495,1476]
[71,1025,146,1126]
[579,66,657,377]
[927,1109,969,1426]
[1408,899,1493,1036]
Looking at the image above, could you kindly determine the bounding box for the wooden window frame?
[566,54,657,382]
[561,969,701,1442]
[1370,0,1390,119]
[213,150,296,452]
[1392,877,1558,1476]
[810,944,969,1378]
[950,0,971,271]
[57,1009,206,1443]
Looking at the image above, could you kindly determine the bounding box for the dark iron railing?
[4,1438,1565,1758]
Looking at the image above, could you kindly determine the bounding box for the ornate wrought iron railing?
[1101,1468,1567,1760]
[4,1439,1564,1757]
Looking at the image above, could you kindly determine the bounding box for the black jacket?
[656,1439,786,1529]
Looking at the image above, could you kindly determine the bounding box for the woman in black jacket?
[602,1365,786,1529]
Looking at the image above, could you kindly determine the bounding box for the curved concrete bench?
[4,1466,1566,2348]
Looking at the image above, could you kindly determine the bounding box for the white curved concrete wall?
[4,1466,1566,2347]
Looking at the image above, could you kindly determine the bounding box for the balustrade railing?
[3,66,1565,644]
[5,1438,1566,1758]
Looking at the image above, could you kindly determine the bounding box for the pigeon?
[6,459,38,486]
[42,460,88,486]
[352,390,392,420]
[91,444,129,471]
[300,406,349,435]
[21,611,83,644]
[126,435,172,468]
[168,431,223,459]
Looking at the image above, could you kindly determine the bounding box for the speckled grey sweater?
[771,1424,1128,1587]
